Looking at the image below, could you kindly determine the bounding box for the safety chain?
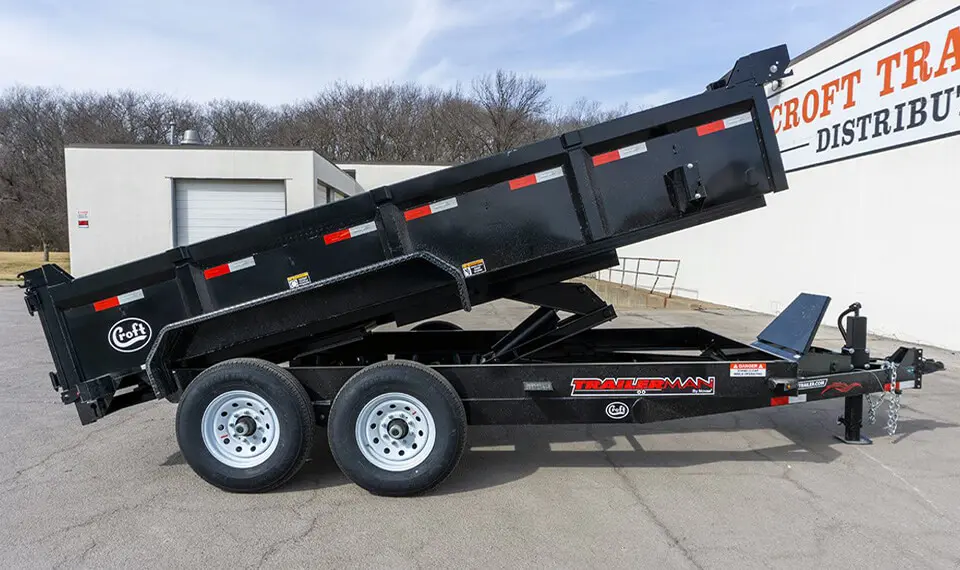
[887,391,902,436]
[866,361,901,436]
[865,393,883,425]
[886,361,901,436]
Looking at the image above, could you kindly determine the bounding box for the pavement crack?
[290,489,321,517]
[256,514,321,568]
[586,425,703,570]
[32,489,164,544]
[77,539,98,566]
[853,446,952,521]
[0,408,152,489]
[750,447,820,501]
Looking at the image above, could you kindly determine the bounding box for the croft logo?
[605,402,630,420]
[108,318,152,353]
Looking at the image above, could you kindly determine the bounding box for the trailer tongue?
[20,45,943,495]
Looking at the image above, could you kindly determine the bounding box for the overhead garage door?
[175,179,287,246]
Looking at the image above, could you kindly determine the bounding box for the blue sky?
[0,0,895,109]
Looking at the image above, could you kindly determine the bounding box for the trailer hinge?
[60,387,80,405]
[74,375,118,403]
[24,290,39,316]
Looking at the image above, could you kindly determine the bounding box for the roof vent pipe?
[180,129,203,145]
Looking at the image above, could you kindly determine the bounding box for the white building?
[621,0,960,349]
[337,163,449,192]
[64,145,447,277]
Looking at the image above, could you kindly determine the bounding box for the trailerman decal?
[571,376,716,397]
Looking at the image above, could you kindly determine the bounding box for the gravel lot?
[1,286,959,569]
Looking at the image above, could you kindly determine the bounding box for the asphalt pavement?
[1,286,959,569]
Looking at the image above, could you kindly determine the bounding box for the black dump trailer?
[21,45,944,495]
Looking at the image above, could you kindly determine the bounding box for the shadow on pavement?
[890,417,959,445]
[280,430,352,492]
[173,408,959,496]
[161,452,186,466]
[433,413,960,496]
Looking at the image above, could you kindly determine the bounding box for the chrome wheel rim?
[355,392,436,472]
[201,390,280,468]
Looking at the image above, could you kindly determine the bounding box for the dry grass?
[0,252,70,282]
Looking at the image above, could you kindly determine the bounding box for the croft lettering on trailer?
[768,10,960,171]
[605,402,630,419]
[107,318,152,353]
[570,376,716,397]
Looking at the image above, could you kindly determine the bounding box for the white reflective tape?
[228,257,256,272]
[117,289,144,305]
[349,221,377,237]
[534,167,564,183]
[618,142,648,159]
[430,197,458,214]
[723,112,752,129]
[788,394,807,404]
[898,380,916,390]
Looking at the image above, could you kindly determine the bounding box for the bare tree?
[204,100,277,146]
[467,70,550,155]
[0,86,68,257]
[0,73,642,253]
[550,97,634,135]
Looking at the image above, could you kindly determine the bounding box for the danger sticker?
[462,259,486,277]
[287,272,311,289]
[730,363,767,377]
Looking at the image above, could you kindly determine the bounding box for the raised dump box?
[21,45,943,496]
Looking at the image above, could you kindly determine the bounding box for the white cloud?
[354,0,449,82]
[528,64,643,82]
[564,11,597,35]
[0,14,306,104]
[0,0,883,111]
[552,0,575,15]
[416,58,470,90]
[629,88,687,109]
[0,1,461,103]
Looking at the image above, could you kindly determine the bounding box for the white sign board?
[768,8,960,172]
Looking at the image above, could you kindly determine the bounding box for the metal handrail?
[594,256,681,297]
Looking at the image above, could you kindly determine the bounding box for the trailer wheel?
[327,360,466,496]
[175,358,314,493]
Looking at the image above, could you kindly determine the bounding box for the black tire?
[175,358,315,493]
[327,360,467,496]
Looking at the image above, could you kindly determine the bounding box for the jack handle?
[837,302,861,346]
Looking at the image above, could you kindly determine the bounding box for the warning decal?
[287,272,311,289]
[730,363,767,377]
[461,259,487,277]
